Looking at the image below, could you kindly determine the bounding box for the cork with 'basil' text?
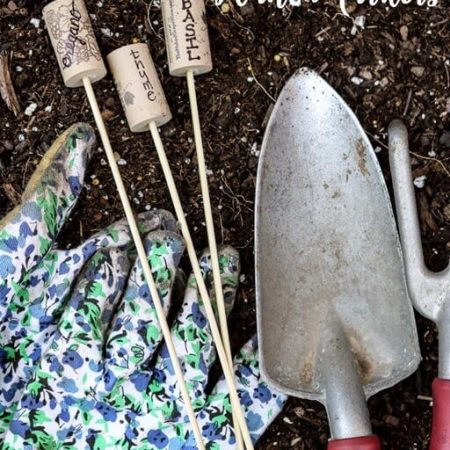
[161,0,213,77]
[43,0,106,88]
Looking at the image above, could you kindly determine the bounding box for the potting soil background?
[1,1,449,448]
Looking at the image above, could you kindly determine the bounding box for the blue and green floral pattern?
[0,123,287,449]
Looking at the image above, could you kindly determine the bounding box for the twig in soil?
[403,89,413,117]
[417,395,433,402]
[430,18,449,28]
[217,199,225,243]
[220,175,253,227]
[247,58,276,103]
[365,131,389,151]
[146,0,164,41]
[0,50,21,116]
[444,62,450,88]
[410,152,450,178]
[367,128,450,178]
[2,183,21,205]
[315,27,332,38]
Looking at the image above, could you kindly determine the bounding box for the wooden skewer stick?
[43,1,206,446]
[82,77,206,450]
[149,120,254,450]
[107,42,254,449]
[186,69,245,450]
[159,0,249,443]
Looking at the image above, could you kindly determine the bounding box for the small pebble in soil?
[411,66,425,77]
[30,18,40,28]
[351,76,364,86]
[360,69,373,81]
[443,205,450,222]
[414,175,427,189]
[101,28,113,37]
[293,407,305,417]
[351,15,366,35]
[400,25,408,41]
[384,415,400,427]
[24,103,37,116]
[355,15,366,28]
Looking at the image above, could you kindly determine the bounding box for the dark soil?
[1,0,449,448]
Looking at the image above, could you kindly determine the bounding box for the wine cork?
[161,0,212,77]
[43,0,106,88]
[107,44,172,132]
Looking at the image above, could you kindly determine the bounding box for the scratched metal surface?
[255,68,420,403]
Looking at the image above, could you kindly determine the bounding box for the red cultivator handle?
[430,378,450,450]
[328,435,381,450]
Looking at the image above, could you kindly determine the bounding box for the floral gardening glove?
[0,123,181,441]
[3,244,287,449]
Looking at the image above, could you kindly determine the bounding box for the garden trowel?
[255,68,420,449]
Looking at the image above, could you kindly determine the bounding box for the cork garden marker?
[159,2,246,448]
[107,43,253,450]
[42,2,206,448]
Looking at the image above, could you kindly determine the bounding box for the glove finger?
[0,246,130,445]
[104,230,184,386]
[153,246,240,404]
[0,209,178,338]
[199,336,288,447]
[0,211,177,415]
[0,123,94,313]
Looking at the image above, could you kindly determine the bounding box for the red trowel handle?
[328,435,381,450]
[430,378,450,450]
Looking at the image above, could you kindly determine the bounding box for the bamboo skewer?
[107,42,254,449]
[149,120,253,449]
[159,0,247,445]
[42,2,206,447]
[186,69,244,450]
[83,76,206,450]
